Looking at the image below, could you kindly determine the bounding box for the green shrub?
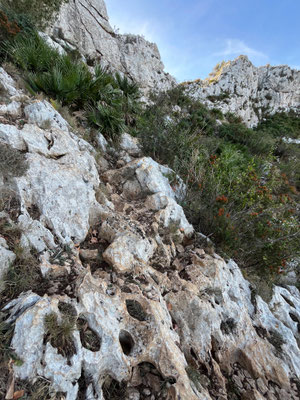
[218,122,274,155]
[115,72,141,126]
[2,0,68,29]
[27,55,93,106]
[0,2,34,50]
[5,32,60,72]
[255,111,300,139]
[88,99,125,142]
[135,86,300,277]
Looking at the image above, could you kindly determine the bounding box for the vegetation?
[44,312,76,358]
[0,7,141,142]
[1,0,68,29]
[0,1,298,284]
[1,245,48,307]
[133,87,300,279]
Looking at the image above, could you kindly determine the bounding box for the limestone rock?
[6,272,202,400]
[47,0,176,93]
[103,231,157,273]
[103,156,186,202]
[0,67,22,97]
[18,214,57,253]
[0,101,22,118]
[1,64,300,400]
[120,133,142,157]
[0,75,102,244]
[38,32,66,55]
[146,192,194,237]
[184,55,300,126]
[24,100,70,132]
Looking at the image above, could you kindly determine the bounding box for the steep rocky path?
[1,67,300,400]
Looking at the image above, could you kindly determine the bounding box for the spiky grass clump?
[1,247,47,307]
[44,312,76,358]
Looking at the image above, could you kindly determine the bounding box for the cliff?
[46,0,176,94]
[183,55,300,126]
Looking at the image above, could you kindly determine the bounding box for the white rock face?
[0,76,102,244]
[24,100,70,131]
[103,231,157,273]
[146,192,194,236]
[0,67,22,97]
[184,55,300,126]
[6,271,200,400]
[103,157,186,202]
[47,0,176,93]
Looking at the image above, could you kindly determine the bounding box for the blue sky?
[105,0,300,82]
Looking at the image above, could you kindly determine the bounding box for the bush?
[115,72,141,126]
[6,28,134,142]
[2,0,68,29]
[255,111,300,139]
[135,86,300,277]
[1,246,49,306]
[88,99,125,142]
[218,122,274,155]
[28,55,93,106]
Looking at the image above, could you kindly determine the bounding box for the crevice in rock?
[27,203,41,221]
[73,1,103,58]
[77,316,101,352]
[126,299,147,321]
[119,329,134,355]
[102,377,127,400]
[220,318,237,335]
[281,294,295,308]
[289,313,300,323]
[78,0,114,39]
[136,362,176,398]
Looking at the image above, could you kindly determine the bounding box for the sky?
[105,0,300,82]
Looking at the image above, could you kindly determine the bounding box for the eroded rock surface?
[184,55,300,126]
[1,68,300,400]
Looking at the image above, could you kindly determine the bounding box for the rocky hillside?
[0,1,300,400]
[45,0,175,94]
[1,63,300,400]
[183,56,300,127]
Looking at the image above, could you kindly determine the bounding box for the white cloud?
[214,39,268,60]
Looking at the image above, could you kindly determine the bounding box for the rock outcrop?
[1,65,300,400]
[46,0,175,94]
[183,55,300,126]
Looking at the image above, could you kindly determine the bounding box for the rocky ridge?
[45,0,175,94]
[1,65,300,400]
[183,55,300,127]
[43,1,300,126]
